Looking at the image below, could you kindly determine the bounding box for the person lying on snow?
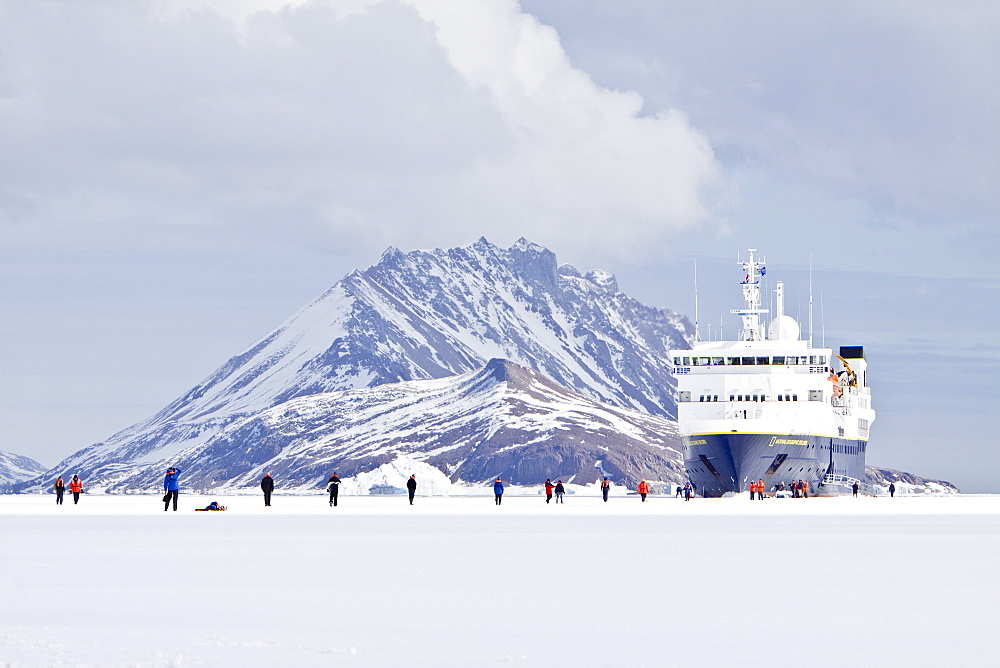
[195,501,227,511]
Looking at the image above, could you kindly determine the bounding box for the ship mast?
[731,249,769,341]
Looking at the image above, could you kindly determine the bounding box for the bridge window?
[792,394,798,401]
[756,356,769,365]
[712,357,724,366]
[741,357,756,365]
[727,357,741,365]
[786,357,799,365]
[683,357,691,365]
[772,356,785,364]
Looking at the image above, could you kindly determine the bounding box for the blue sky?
[2,0,997,490]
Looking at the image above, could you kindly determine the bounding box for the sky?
[2,0,998,491]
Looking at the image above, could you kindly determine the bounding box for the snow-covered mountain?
[0,451,48,489]
[72,359,685,493]
[24,238,691,489]
[865,466,959,495]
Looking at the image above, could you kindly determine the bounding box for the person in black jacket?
[261,473,274,506]
[406,475,417,505]
[554,480,565,504]
[327,473,341,507]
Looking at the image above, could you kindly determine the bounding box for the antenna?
[693,258,699,342]
[808,254,814,347]
[821,292,826,348]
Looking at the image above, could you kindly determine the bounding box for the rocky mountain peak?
[18,238,692,491]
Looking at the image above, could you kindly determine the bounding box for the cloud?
[0,0,720,263]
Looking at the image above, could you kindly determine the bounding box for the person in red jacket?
[749,480,756,500]
[544,479,554,504]
[757,480,765,500]
[69,475,84,504]
[637,480,650,502]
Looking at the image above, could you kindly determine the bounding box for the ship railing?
[821,474,877,496]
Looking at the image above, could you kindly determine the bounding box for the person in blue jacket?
[493,477,504,505]
[163,467,182,512]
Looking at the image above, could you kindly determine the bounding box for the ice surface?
[1,494,996,666]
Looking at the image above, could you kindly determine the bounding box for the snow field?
[1,494,997,667]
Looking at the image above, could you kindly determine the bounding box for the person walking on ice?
[637,480,649,502]
[554,480,565,504]
[406,475,417,505]
[54,476,65,505]
[601,477,610,502]
[327,472,341,507]
[494,478,504,505]
[889,482,896,498]
[69,475,84,504]
[163,467,182,512]
[544,479,554,503]
[261,473,274,507]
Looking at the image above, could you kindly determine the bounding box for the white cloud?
[0,0,719,263]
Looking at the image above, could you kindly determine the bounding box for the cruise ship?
[669,250,874,497]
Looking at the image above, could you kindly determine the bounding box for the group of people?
[772,480,810,498]
[673,483,696,500]
[543,479,566,503]
[52,475,84,505]
[46,467,725,510]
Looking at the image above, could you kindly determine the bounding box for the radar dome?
[768,315,800,341]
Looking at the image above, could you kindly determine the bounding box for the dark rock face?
[78,360,686,492]
[18,238,692,490]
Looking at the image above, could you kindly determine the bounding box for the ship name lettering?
[768,437,809,446]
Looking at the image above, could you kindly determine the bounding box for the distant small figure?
[852,481,859,497]
[749,480,756,500]
[544,479,554,504]
[888,482,896,498]
[406,475,417,505]
[683,481,692,501]
[802,480,809,498]
[675,485,683,498]
[494,478,504,505]
[793,480,801,498]
[554,480,565,504]
[601,477,611,502]
[637,480,649,502]
[327,473,341,507]
[757,479,765,500]
[163,467,182,512]
[196,501,226,511]
[54,476,65,505]
[261,473,274,506]
[69,475,84,504]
